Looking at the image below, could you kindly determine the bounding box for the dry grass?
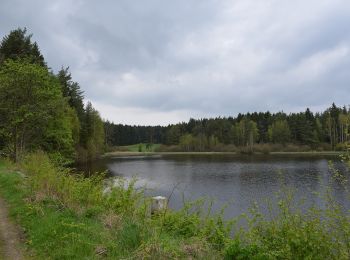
[100,210,122,230]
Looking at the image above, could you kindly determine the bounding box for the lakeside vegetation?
[112,143,162,153]
[105,151,343,159]
[105,105,350,154]
[0,28,105,164]
[0,152,350,259]
[110,143,344,156]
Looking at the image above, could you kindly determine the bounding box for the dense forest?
[105,104,350,152]
[0,28,105,163]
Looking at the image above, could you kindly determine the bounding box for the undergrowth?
[0,151,349,259]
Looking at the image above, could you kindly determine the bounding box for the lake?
[78,154,350,219]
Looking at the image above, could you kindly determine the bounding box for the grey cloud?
[1,0,350,125]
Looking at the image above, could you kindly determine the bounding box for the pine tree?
[57,67,85,122]
[0,28,46,67]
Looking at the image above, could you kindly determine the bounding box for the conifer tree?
[0,27,46,67]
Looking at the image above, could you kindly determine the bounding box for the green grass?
[0,162,121,259]
[0,152,350,259]
[119,143,161,152]
[0,154,221,259]
[0,162,124,259]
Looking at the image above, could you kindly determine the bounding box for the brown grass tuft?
[100,211,122,230]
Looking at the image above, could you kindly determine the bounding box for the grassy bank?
[111,143,161,153]
[0,154,225,259]
[107,143,344,157]
[0,152,350,259]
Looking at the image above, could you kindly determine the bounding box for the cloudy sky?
[1,0,350,125]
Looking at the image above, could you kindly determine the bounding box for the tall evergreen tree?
[56,67,85,122]
[0,28,46,67]
[79,102,105,161]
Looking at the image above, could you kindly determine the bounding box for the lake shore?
[104,151,342,157]
[1,152,350,259]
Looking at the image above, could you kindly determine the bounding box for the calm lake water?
[78,154,350,219]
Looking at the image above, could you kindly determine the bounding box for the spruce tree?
[0,27,46,67]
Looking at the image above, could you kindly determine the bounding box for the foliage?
[0,59,75,161]
[268,119,291,144]
[231,117,259,148]
[113,143,161,152]
[78,102,105,161]
[56,67,85,122]
[179,133,222,152]
[0,28,105,163]
[0,27,46,67]
[0,152,228,258]
[225,200,350,259]
[106,104,350,153]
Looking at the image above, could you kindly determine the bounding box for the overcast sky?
[1,0,350,125]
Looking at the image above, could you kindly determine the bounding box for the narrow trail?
[0,196,24,260]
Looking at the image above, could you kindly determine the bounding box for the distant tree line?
[0,28,105,162]
[105,105,350,152]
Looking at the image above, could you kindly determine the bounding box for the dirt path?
[0,196,24,260]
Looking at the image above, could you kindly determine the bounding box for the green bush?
[335,143,348,151]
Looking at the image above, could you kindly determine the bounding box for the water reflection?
[77,154,350,219]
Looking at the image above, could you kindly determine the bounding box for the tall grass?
[226,193,350,259]
[7,152,227,258]
[0,151,350,259]
[224,156,350,260]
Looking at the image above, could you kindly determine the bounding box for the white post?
[151,196,168,214]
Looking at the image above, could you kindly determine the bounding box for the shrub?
[224,240,266,260]
[335,143,348,151]
[155,145,182,152]
[21,151,144,217]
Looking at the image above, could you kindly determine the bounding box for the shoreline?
[104,151,342,157]
[1,153,349,258]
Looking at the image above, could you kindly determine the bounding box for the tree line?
[0,28,105,162]
[1,28,348,159]
[105,105,350,152]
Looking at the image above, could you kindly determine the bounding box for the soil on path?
[0,196,24,260]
